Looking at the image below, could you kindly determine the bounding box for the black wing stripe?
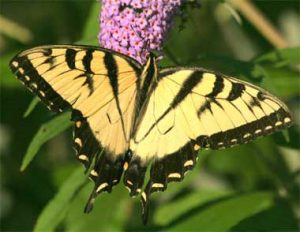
[197,99,212,116]
[82,49,94,74]
[206,74,224,98]
[170,70,203,109]
[104,52,127,139]
[104,52,118,97]
[197,107,292,149]
[42,48,52,56]
[138,71,204,140]
[138,55,156,107]
[65,48,77,69]
[10,56,70,112]
[227,82,245,101]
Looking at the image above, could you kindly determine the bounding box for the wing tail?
[85,153,125,213]
[138,141,199,224]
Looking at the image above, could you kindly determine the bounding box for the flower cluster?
[99,0,183,64]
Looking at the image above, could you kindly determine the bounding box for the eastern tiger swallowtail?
[10,45,293,224]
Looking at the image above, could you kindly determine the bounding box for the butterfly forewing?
[10,45,141,158]
[131,67,293,159]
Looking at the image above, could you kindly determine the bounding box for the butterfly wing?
[10,45,141,155]
[130,67,292,221]
[132,67,292,157]
[10,45,142,205]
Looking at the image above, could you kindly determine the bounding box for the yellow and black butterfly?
[10,45,293,224]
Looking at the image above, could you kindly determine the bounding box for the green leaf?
[206,143,272,191]
[256,47,300,66]
[259,65,300,98]
[178,53,264,84]
[232,199,298,231]
[156,191,274,232]
[20,112,72,171]
[0,51,21,88]
[273,124,300,149]
[64,183,129,232]
[34,167,87,232]
[154,190,231,226]
[23,97,40,118]
[78,1,100,45]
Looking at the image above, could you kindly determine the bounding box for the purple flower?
[98,0,183,64]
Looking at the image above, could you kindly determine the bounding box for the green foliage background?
[1,0,299,231]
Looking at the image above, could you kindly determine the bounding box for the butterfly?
[10,45,293,224]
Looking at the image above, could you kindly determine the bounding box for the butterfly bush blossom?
[99,0,184,64]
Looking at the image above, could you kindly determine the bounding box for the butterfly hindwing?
[73,114,99,170]
[140,141,198,223]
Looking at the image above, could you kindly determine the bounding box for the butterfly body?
[10,45,292,224]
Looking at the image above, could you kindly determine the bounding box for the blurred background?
[0,0,299,231]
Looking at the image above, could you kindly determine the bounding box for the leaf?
[231,199,298,231]
[256,47,300,66]
[205,143,272,191]
[179,53,264,84]
[1,51,21,88]
[273,124,300,149]
[154,190,231,226]
[23,97,39,118]
[78,1,100,45]
[34,167,87,232]
[20,112,72,171]
[156,191,274,232]
[259,65,300,98]
[64,183,129,232]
